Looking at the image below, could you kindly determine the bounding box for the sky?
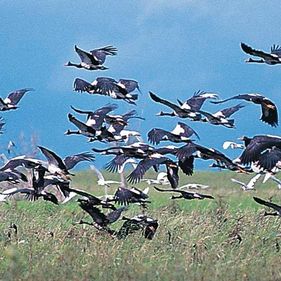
[1,1,281,169]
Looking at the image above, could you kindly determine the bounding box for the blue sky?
[1,1,281,168]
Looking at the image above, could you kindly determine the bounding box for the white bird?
[262,172,281,189]
[90,165,120,198]
[141,172,169,185]
[231,174,261,191]
[223,141,245,150]
[179,183,209,190]
[90,165,120,187]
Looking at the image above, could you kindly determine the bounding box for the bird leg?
[156,111,174,117]
[245,58,264,63]
[64,130,80,135]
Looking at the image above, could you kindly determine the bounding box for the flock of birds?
[1,42,281,240]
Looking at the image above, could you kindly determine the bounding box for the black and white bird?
[198,103,245,128]
[78,199,127,229]
[177,90,219,111]
[0,88,34,111]
[154,186,214,200]
[65,113,97,138]
[113,186,149,206]
[150,91,218,120]
[65,45,117,70]
[211,93,278,127]
[253,197,281,216]
[38,146,95,179]
[117,215,158,240]
[74,77,139,104]
[70,104,118,130]
[150,91,201,120]
[127,153,175,184]
[238,135,281,166]
[148,122,199,145]
[241,42,281,65]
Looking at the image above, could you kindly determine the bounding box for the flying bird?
[74,77,139,104]
[154,186,214,200]
[211,93,278,127]
[241,42,281,65]
[253,197,281,216]
[38,146,94,179]
[231,174,261,191]
[65,45,117,70]
[0,88,34,111]
[149,91,201,120]
[147,122,199,145]
[117,215,158,240]
[198,103,245,128]
[113,186,149,207]
[238,135,281,166]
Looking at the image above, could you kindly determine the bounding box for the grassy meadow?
[0,170,281,281]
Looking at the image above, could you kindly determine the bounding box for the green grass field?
[0,170,281,281]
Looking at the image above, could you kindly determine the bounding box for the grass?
[0,170,281,281]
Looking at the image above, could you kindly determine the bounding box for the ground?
[0,170,281,281]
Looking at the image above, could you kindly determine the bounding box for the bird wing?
[70,105,93,116]
[253,196,281,212]
[197,110,216,121]
[256,147,281,171]
[147,128,174,145]
[149,92,183,112]
[0,98,7,110]
[0,117,5,133]
[172,122,200,139]
[73,78,95,93]
[69,187,106,205]
[117,79,140,93]
[176,143,198,161]
[127,154,169,183]
[260,99,278,127]
[38,146,67,171]
[241,43,275,60]
[64,152,95,170]
[90,45,117,64]
[271,44,281,57]
[5,88,34,105]
[178,155,194,176]
[106,206,127,223]
[104,155,130,173]
[90,165,104,181]
[240,136,281,165]
[79,201,107,225]
[114,187,134,205]
[211,94,262,104]
[68,113,96,134]
[166,161,179,189]
[75,45,98,65]
[214,103,245,118]
[86,104,118,129]
[184,90,217,111]
[91,77,120,97]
